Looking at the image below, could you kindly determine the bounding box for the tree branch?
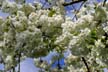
[103,0,107,6]
[71,4,78,20]
[57,58,62,69]
[62,0,87,6]
[82,57,90,72]
[72,1,85,20]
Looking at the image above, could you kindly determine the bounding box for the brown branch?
[62,0,87,6]
[82,57,90,72]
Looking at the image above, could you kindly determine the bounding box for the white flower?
[29,12,37,21]
[0,41,4,48]
[21,3,35,16]
[79,28,91,37]
[34,58,40,66]
[80,14,94,23]
[65,16,72,21]
[5,55,12,63]
[103,26,108,33]
[17,11,25,17]
[2,0,17,13]
[28,3,35,10]
[13,21,25,32]
[33,1,42,9]
[66,53,79,62]
[52,6,60,13]
[55,34,66,44]
[95,6,107,22]
[95,39,101,48]
[55,32,72,45]
[53,15,63,26]
[62,21,76,33]
[48,17,54,24]
[39,15,48,24]
[95,39,105,48]
[96,58,104,66]
[69,36,79,47]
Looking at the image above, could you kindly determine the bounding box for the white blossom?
[80,14,94,23]
[62,21,76,33]
[39,15,48,24]
[5,55,12,63]
[29,12,37,21]
[95,5,107,22]
[33,1,42,9]
[95,39,105,48]
[103,26,108,33]
[17,11,25,17]
[79,28,91,37]
[53,15,64,26]
[2,0,17,13]
[69,36,79,47]
[55,32,72,45]
[1,0,108,71]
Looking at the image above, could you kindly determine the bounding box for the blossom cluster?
[0,0,108,71]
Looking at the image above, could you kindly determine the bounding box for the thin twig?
[82,57,90,72]
[72,1,85,20]
[71,3,78,20]
[62,0,87,6]
[18,51,21,72]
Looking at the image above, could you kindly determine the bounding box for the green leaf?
[90,29,98,40]
[48,9,56,17]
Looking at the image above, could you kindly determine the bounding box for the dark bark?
[18,53,21,72]
[82,57,90,72]
[57,58,62,69]
[62,0,87,6]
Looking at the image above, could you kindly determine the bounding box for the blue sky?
[17,58,39,72]
[0,0,108,72]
